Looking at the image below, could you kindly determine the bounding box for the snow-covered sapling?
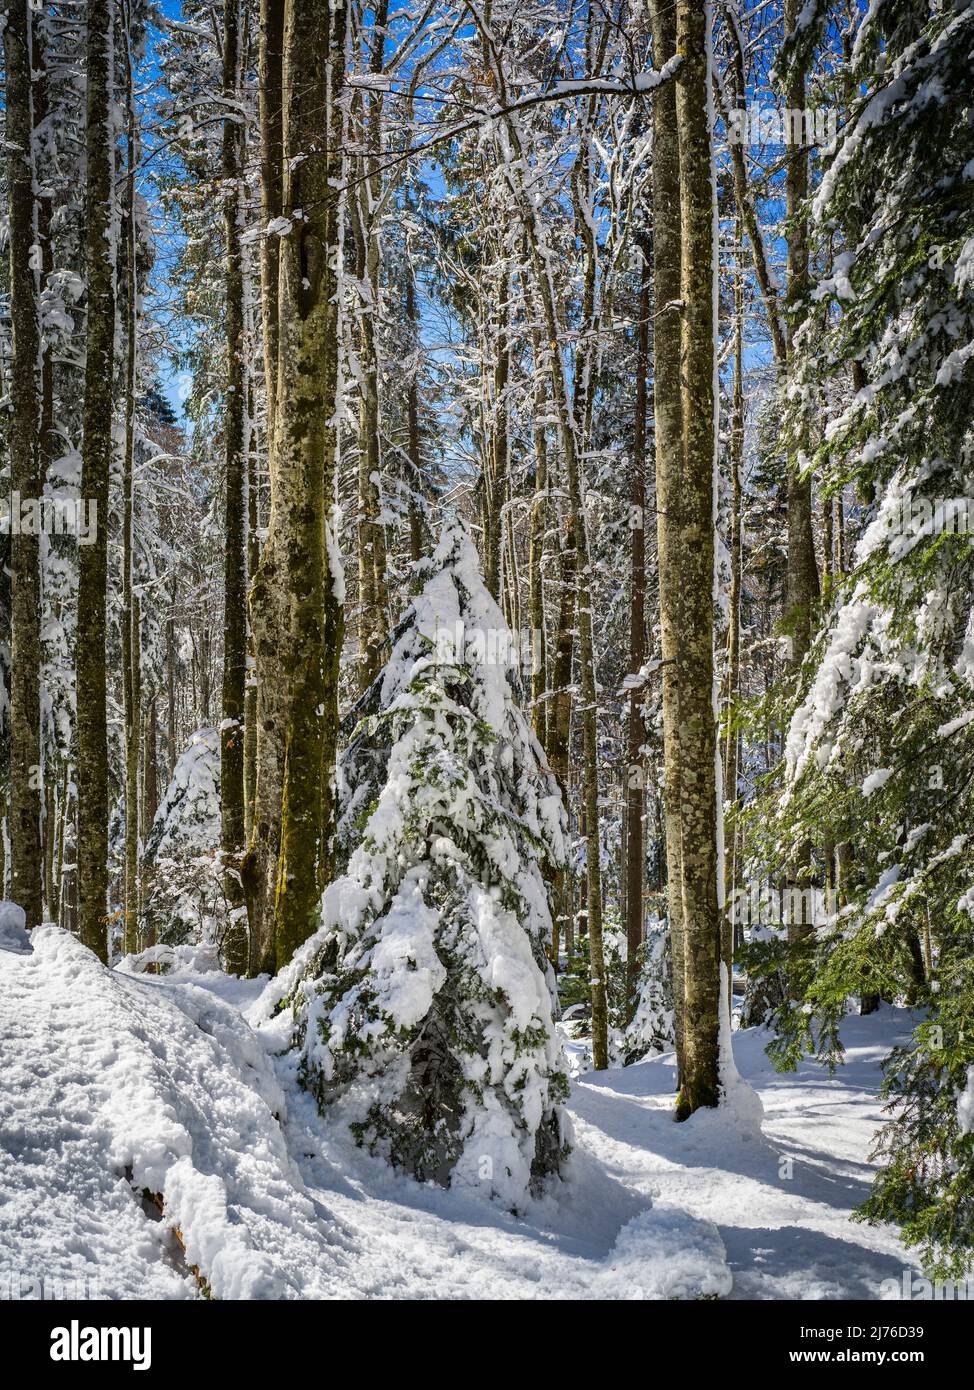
[285,525,571,1207]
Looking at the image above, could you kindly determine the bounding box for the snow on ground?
[570,1010,923,1299]
[0,924,920,1300]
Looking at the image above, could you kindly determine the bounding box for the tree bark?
[674,0,721,1117]
[244,0,286,973]
[528,327,549,749]
[121,18,141,955]
[353,5,391,692]
[272,0,347,967]
[625,234,651,1020]
[723,220,745,967]
[77,0,117,961]
[4,0,43,931]
[220,0,248,857]
[782,0,820,669]
[650,0,686,1082]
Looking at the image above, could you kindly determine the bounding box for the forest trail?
[569,1008,922,1299]
[0,928,917,1301]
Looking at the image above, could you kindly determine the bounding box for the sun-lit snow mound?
[0,928,734,1300]
[0,927,332,1299]
[0,901,31,954]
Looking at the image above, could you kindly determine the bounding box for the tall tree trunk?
[142,693,158,956]
[77,0,116,962]
[4,0,43,930]
[272,0,346,967]
[166,605,178,778]
[353,3,390,693]
[244,0,286,973]
[528,327,549,748]
[674,0,721,1117]
[404,228,425,570]
[36,10,59,924]
[545,513,576,968]
[650,0,686,1082]
[723,223,745,960]
[625,234,651,1020]
[220,0,248,857]
[121,20,141,955]
[782,0,820,669]
[244,376,259,839]
[485,270,510,603]
[781,0,820,940]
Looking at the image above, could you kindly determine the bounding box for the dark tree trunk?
[4,0,43,930]
[77,0,117,961]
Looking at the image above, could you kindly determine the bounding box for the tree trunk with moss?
[528,327,549,750]
[120,22,142,956]
[77,0,116,962]
[220,0,247,861]
[673,0,721,1118]
[353,2,391,692]
[272,0,346,968]
[650,0,687,1082]
[782,0,820,669]
[244,0,286,974]
[723,223,745,975]
[4,0,43,931]
[625,234,651,1020]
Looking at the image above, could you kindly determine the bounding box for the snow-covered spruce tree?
[747,0,974,1276]
[138,728,232,960]
[622,923,676,1066]
[280,526,571,1207]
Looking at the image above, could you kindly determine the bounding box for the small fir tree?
[283,525,571,1207]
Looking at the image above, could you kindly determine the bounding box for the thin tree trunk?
[121,21,141,955]
[485,271,510,603]
[404,237,425,570]
[5,0,43,931]
[354,3,391,692]
[783,0,820,669]
[528,328,549,748]
[723,221,745,966]
[220,0,248,858]
[77,0,116,962]
[650,0,686,1083]
[625,234,651,1020]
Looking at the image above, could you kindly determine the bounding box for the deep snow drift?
[0,925,919,1299]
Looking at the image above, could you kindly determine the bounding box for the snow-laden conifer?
[274,525,571,1207]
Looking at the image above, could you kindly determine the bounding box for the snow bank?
[0,928,329,1299]
[0,929,731,1300]
[0,901,31,955]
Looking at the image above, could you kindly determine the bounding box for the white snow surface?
[0,926,919,1300]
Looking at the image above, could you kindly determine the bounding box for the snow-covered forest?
[1,0,973,1309]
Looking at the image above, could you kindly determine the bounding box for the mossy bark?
[4,0,43,931]
[625,235,651,1021]
[272,0,346,968]
[121,30,142,956]
[220,0,248,862]
[674,0,721,1117]
[77,0,116,961]
[650,0,687,1082]
[245,0,286,974]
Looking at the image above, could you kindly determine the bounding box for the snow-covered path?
[0,927,919,1300]
[570,1011,922,1299]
